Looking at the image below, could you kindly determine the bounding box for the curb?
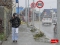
[29,25,51,43]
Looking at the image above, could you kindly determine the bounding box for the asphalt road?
[34,21,55,40]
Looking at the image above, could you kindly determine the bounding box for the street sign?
[31,2,36,8]
[36,1,44,8]
[16,0,18,3]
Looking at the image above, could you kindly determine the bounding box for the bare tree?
[0,0,12,9]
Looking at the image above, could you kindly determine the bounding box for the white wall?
[12,0,16,16]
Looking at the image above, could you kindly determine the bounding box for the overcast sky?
[18,0,57,11]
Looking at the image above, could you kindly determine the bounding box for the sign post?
[25,0,28,25]
[31,0,36,26]
[56,0,60,45]
[36,0,44,31]
[28,0,29,25]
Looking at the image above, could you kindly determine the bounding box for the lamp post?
[25,0,28,24]
[32,0,34,26]
[18,0,19,14]
[56,0,60,45]
[28,0,29,25]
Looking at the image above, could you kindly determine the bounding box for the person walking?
[54,23,57,38]
[10,13,21,42]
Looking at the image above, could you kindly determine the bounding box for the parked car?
[42,15,52,25]
[52,17,57,25]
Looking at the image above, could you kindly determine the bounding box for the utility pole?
[18,0,19,14]
[32,0,34,26]
[39,9,41,31]
[56,0,60,45]
[25,0,28,24]
[28,0,29,25]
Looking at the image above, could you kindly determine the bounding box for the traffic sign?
[36,1,44,8]
[31,2,36,8]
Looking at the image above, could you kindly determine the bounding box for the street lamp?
[32,0,34,26]
[25,0,28,24]
[18,0,19,14]
[28,0,29,25]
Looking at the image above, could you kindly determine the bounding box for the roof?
[41,9,57,16]
[52,9,57,13]
[44,9,57,13]
[40,9,57,20]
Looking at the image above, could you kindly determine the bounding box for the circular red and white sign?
[31,2,36,8]
[36,1,44,8]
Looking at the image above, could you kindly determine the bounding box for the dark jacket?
[10,17,21,28]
